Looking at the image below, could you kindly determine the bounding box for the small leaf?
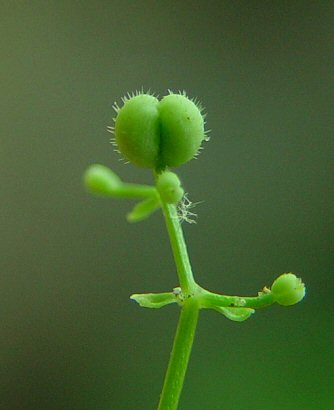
[127,197,160,222]
[130,292,176,309]
[214,306,255,322]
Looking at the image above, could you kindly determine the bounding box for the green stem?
[157,298,199,410]
[160,202,196,295]
[157,195,199,409]
[113,183,158,199]
[199,289,275,309]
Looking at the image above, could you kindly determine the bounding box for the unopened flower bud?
[271,273,306,306]
[156,171,184,204]
[84,164,122,195]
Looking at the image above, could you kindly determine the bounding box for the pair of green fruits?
[112,92,207,171]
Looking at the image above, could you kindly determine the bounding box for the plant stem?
[157,298,199,410]
[157,201,199,409]
[160,202,196,295]
[199,289,275,309]
[113,183,158,199]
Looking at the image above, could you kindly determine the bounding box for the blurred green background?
[1,1,333,409]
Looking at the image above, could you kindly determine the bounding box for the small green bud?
[84,164,122,195]
[156,171,184,204]
[113,92,205,170]
[271,273,306,306]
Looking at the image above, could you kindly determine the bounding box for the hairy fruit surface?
[113,92,205,170]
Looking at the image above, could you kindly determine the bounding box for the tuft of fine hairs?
[177,194,199,224]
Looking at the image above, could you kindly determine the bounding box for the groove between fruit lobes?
[114,93,205,170]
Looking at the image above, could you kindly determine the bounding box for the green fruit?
[115,94,160,168]
[158,94,204,168]
[114,92,205,170]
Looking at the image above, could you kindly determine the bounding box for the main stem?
[157,298,199,410]
[157,201,199,410]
